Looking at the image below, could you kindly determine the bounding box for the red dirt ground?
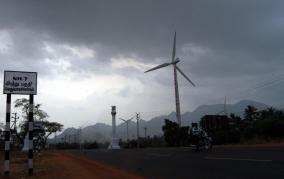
[0,151,143,179]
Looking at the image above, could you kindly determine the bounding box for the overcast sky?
[1,0,284,128]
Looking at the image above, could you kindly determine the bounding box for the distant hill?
[52,100,269,143]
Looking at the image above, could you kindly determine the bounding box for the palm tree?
[244,105,258,121]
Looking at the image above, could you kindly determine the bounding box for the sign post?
[4,94,11,176]
[3,70,37,176]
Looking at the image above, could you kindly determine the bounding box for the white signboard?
[3,71,37,95]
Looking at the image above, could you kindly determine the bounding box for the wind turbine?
[144,32,195,126]
[119,116,134,141]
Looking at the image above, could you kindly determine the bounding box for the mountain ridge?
[51,99,269,143]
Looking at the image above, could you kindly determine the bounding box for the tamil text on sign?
[3,71,37,95]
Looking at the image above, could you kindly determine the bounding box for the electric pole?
[11,113,19,131]
[144,127,147,138]
[54,132,57,149]
[78,127,82,151]
[135,113,140,148]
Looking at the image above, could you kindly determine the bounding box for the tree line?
[162,105,284,146]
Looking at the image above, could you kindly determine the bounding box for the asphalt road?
[69,146,284,179]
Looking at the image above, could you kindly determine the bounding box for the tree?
[0,122,4,139]
[244,105,258,121]
[0,123,4,149]
[255,107,284,139]
[162,119,179,146]
[0,122,4,133]
[14,98,49,121]
[41,121,63,147]
[14,98,63,149]
[162,119,189,146]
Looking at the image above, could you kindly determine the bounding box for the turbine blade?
[119,118,126,122]
[175,66,196,86]
[144,63,171,73]
[172,31,176,62]
[128,116,135,121]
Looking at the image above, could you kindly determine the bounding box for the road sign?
[3,70,37,176]
[3,71,37,95]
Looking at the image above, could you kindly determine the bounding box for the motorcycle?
[195,135,212,151]
[190,131,213,151]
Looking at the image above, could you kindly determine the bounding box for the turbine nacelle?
[144,58,181,73]
[171,58,180,65]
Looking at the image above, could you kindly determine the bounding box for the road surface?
[69,146,284,179]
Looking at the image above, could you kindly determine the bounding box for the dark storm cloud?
[1,1,283,70]
[2,0,283,60]
[1,0,284,107]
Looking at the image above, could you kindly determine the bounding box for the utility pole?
[144,127,147,138]
[135,113,140,148]
[224,96,227,116]
[11,113,19,148]
[78,128,82,151]
[54,132,57,149]
[11,113,19,131]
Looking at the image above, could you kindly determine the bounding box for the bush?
[162,119,189,146]
[256,119,284,138]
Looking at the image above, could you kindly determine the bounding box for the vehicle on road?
[190,126,212,151]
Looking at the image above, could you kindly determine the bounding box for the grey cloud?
[2,0,283,59]
[1,0,284,127]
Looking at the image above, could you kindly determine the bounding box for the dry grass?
[0,151,51,178]
[0,151,143,179]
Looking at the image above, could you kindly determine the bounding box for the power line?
[222,73,284,101]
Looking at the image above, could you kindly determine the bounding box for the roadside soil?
[0,151,143,179]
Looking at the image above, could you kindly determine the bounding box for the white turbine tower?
[145,32,195,126]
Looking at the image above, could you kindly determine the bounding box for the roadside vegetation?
[1,103,284,150]
[118,105,284,148]
[162,105,284,147]
[0,98,63,151]
[212,105,284,144]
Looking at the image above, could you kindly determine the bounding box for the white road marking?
[148,153,171,157]
[204,157,272,162]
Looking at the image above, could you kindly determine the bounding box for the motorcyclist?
[190,124,201,145]
[190,125,212,150]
